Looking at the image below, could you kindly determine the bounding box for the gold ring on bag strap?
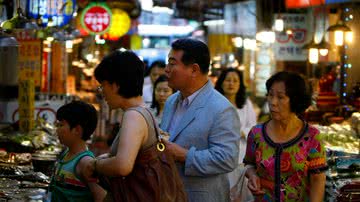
[157,142,166,152]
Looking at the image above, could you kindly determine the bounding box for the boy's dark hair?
[95,50,144,98]
[56,101,98,141]
[171,38,210,74]
[215,68,247,109]
[266,71,311,114]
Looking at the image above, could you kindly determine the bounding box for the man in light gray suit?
[160,38,240,202]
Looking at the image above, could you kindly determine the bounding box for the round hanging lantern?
[103,9,131,40]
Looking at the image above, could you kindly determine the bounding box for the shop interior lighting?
[213,55,221,61]
[256,31,275,43]
[140,0,154,11]
[345,31,353,43]
[85,54,94,61]
[203,19,225,26]
[327,20,352,46]
[142,37,151,48]
[302,38,318,64]
[213,63,221,69]
[317,37,331,56]
[232,37,243,48]
[309,48,319,64]
[243,38,257,50]
[274,18,284,32]
[46,36,54,42]
[152,6,174,15]
[228,54,235,61]
[138,24,195,36]
[274,1,284,32]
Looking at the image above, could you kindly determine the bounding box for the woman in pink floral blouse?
[244,71,327,202]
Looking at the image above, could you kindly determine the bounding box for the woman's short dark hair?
[94,50,144,98]
[171,38,210,74]
[215,68,247,108]
[56,101,97,141]
[266,71,311,114]
[151,75,173,115]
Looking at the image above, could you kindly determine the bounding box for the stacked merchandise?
[315,113,360,201]
[0,119,62,201]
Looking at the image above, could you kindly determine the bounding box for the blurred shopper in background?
[160,38,240,202]
[215,68,256,202]
[149,75,174,125]
[83,50,186,201]
[244,71,327,202]
[143,60,166,106]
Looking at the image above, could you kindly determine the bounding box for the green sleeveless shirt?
[49,149,94,202]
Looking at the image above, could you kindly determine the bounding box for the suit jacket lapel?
[161,92,180,132]
[169,81,212,141]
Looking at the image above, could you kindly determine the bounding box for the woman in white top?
[215,68,257,202]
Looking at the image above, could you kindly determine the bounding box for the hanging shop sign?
[286,0,352,8]
[274,14,308,61]
[27,0,76,27]
[18,79,35,133]
[18,39,42,87]
[102,8,131,40]
[81,3,112,35]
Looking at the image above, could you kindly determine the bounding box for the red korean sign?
[286,0,325,8]
[81,3,112,35]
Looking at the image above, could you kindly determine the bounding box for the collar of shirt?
[178,81,208,109]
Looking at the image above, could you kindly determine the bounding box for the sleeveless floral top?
[243,121,328,202]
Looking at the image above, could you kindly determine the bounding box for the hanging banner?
[17,40,42,87]
[81,3,112,35]
[274,14,308,61]
[18,79,35,133]
[27,0,76,27]
[51,42,67,94]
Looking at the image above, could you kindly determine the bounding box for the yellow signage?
[103,9,131,40]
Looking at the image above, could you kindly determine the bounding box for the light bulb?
[319,48,329,56]
[274,19,284,32]
[334,31,344,46]
[309,48,319,64]
[345,31,353,43]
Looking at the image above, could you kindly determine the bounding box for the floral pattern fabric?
[243,121,328,202]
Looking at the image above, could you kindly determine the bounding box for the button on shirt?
[168,83,207,136]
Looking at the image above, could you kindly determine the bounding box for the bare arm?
[309,173,326,202]
[77,156,106,202]
[94,110,148,176]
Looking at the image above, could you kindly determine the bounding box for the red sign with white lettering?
[286,0,325,8]
[81,3,112,35]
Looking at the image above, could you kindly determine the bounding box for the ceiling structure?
[152,0,248,21]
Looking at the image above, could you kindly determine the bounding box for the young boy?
[49,101,105,202]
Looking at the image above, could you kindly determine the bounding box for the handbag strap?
[143,107,162,143]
